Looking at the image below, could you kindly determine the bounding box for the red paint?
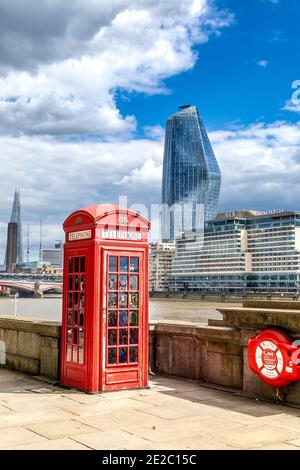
[248,329,300,388]
[60,204,150,393]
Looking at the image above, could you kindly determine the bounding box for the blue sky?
[117,0,300,131]
[0,0,299,259]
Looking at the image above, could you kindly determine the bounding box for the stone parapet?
[0,316,61,379]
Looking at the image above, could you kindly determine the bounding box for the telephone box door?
[103,250,147,391]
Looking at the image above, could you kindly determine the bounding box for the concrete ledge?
[218,307,300,332]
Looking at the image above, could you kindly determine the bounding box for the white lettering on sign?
[69,229,92,241]
[102,230,142,241]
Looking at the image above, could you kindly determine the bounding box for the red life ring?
[248,329,300,388]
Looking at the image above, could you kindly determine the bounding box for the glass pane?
[130,275,138,291]
[80,311,84,327]
[108,310,117,327]
[67,344,72,361]
[119,329,128,345]
[119,347,128,363]
[68,293,72,308]
[130,257,139,273]
[80,256,85,272]
[108,274,118,290]
[130,293,139,308]
[80,275,85,291]
[67,328,72,344]
[119,275,128,291]
[74,275,79,290]
[74,257,79,272]
[67,310,72,326]
[120,257,129,272]
[109,256,118,272]
[68,258,73,273]
[108,329,117,346]
[119,310,128,327]
[74,310,78,327]
[79,329,84,346]
[73,328,78,344]
[78,347,84,365]
[72,345,78,362]
[108,293,118,308]
[80,293,85,308]
[108,348,117,364]
[119,293,128,308]
[74,292,79,308]
[129,346,138,363]
[68,275,73,291]
[130,328,138,344]
[129,310,138,326]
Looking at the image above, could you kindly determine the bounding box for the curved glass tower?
[161,105,221,240]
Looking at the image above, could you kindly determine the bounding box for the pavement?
[2,369,300,450]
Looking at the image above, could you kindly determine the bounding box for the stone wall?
[0,317,61,379]
[151,321,243,389]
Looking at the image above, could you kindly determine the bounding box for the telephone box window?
[108,311,117,327]
[119,275,128,290]
[65,255,86,365]
[109,274,117,290]
[130,275,138,291]
[120,256,129,272]
[108,348,117,365]
[109,256,118,272]
[106,254,141,367]
[129,346,138,363]
[130,311,138,326]
[119,347,128,363]
[119,310,128,327]
[130,257,139,273]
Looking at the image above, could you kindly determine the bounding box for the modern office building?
[161,105,221,241]
[4,189,23,272]
[168,210,300,293]
[149,242,175,292]
[41,242,63,268]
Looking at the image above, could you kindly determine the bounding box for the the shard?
[161,105,221,240]
[5,189,23,270]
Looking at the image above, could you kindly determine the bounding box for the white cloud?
[211,121,300,210]
[0,0,232,137]
[257,60,268,68]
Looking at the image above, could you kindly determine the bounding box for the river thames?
[0,297,241,323]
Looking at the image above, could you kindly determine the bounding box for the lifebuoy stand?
[60,204,150,393]
[248,329,300,388]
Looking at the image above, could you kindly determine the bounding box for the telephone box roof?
[63,204,151,228]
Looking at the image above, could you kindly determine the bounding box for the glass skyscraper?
[161,105,221,240]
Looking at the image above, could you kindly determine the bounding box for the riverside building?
[168,210,300,293]
[149,242,176,292]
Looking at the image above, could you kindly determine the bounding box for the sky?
[0,0,299,260]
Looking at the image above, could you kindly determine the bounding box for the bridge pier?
[34,281,43,299]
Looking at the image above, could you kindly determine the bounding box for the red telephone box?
[60,204,150,393]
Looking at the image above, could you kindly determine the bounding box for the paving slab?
[2,368,300,450]
[25,419,99,440]
[71,429,151,450]
[209,424,300,449]
[5,437,91,450]
[0,426,47,447]
[74,409,166,432]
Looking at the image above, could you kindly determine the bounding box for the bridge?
[0,273,62,295]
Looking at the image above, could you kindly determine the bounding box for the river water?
[0,297,241,324]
